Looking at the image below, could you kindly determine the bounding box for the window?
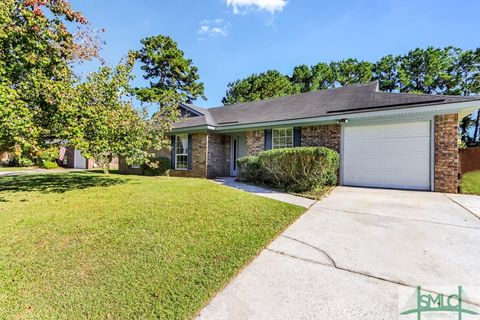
[272,128,293,149]
[175,134,188,170]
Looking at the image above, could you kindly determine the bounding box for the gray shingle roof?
[174,82,480,129]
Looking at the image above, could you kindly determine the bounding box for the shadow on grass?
[0,173,127,199]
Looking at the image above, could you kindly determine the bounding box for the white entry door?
[342,121,431,190]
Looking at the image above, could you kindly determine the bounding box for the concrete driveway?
[198,187,480,320]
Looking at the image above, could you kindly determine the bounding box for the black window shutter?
[171,135,176,169]
[294,127,301,147]
[187,134,193,170]
[264,129,272,150]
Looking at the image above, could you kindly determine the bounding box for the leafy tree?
[77,54,180,173]
[0,0,101,156]
[310,62,336,91]
[291,64,313,93]
[373,54,399,92]
[135,35,206,105]
[397,47,453,94]
[222,70,299,105]
[331,58,373,86]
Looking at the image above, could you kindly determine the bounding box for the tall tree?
[0,0,101,156]
[373,54,399,92]
[310,62,336,91]
[222,70,299,105]
[397,47,453,94]
[135,35,206,106]
[330,58,373,87]
[291,65,313,93]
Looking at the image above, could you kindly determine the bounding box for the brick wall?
[246,130,265,156]
[171,133,208,178]
[300,124,341,152]
[434,114,459,193]
[207,133,231,178]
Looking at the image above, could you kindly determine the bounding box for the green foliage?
[39,161,59,170]
[237,156,268,182]
[10,156,34,167]
[135,35,206,105]
[330,58,373,87]
[0,0,101,156]
[222,70,300,105]
[38,147,59,162]
[238,147,340,193]
[141,157,171,176]
[258,147,339,192]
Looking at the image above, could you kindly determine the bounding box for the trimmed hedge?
[40,161,59,169]
[238,147,339,192]
[142,157,171,176]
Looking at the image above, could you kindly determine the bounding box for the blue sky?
[71,0,480,108]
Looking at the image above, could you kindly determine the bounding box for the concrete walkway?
[197,186,480,320]
[212,177,316,208]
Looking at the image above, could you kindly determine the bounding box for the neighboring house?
[119,82,480,194]
[0,151,13,165]
[63,147,118,170]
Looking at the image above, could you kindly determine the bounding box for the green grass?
[461,171,480,195]
[0,173,305,319]
[0,166,37,172]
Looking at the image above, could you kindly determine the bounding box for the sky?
[71,0,480,108]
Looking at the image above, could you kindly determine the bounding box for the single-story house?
[120,81,480,193]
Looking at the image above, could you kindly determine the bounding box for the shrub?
[38,147,59,162]
[258,147,339,192]
[40,161,59,169]
[142,157,171,176]
[10,156,34,167]
[237,156,267,182]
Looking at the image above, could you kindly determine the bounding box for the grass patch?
[0,173,305,319]
[0,166,38,172]
[461,170,480,195]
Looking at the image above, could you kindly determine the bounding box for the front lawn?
[0,173,305,319]
[0,166,37,172]
[461,170,480,195]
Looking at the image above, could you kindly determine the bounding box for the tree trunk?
[103,163,109,174]
[474,109,480,144]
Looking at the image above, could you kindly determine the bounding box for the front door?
[230,136,239,176]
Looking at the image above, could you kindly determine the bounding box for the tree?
[0,0,101,156]
[330,58,373,87]
[373,54,399,92]
[222,70,299,105]
[291,64,313,93]
[310,62,336,91]
[135,35,206,105]
[397,47,454,94]
[76,54,179,174]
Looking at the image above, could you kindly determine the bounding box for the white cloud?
[226,0,287,14]
[197,19,229,39]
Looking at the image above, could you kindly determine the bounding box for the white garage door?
[342,121,431,190]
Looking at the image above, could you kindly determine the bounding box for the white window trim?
[272,127,294,149]
[175,134,189,170]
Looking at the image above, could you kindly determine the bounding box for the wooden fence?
[460,147,480,174]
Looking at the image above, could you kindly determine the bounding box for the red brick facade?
[434,114,459,193]
[300,124,341,153]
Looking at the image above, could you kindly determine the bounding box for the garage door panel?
[343,121,431,190]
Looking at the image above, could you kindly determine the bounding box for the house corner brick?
[246,130,265,156]
[434,114,459,193]
[170,132,208,178]
[300,124,341,153]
